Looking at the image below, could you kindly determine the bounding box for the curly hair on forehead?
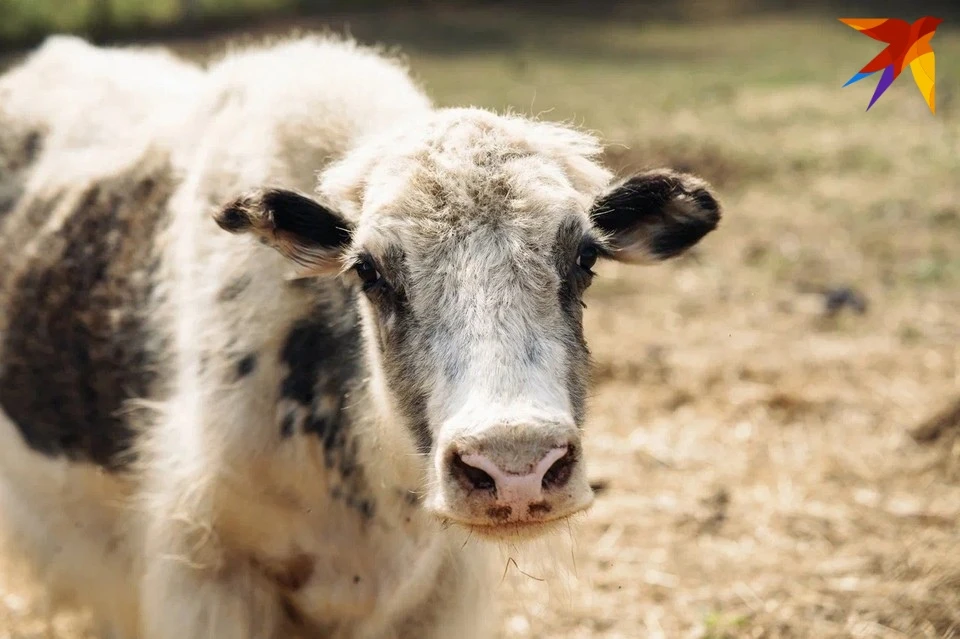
[318,107,613,221]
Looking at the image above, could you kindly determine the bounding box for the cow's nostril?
[541,447,575,490]
[451,453,496,492]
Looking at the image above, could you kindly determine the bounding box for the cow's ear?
[590,170,721,263]
[214,188,353,276]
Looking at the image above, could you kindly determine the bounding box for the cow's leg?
[0,408,139,636]
[141,563,287,639]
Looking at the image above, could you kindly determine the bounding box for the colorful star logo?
[840,17,942,114]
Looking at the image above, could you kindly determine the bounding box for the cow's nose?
[433,422,594,532]
[451,446,575,505]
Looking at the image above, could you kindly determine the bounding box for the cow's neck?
[296,316,455,631]
[344,312,431,513]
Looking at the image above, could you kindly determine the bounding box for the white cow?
[0,34,721,638]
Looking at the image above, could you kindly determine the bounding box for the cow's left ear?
[214,188,353,276]
[590,170,721,263]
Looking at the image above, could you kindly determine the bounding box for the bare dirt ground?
[2,10,959,639]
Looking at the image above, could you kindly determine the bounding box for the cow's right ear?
[214,188,353,276]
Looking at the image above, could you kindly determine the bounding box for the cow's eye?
[577,244,599,272]
[354,256,381,289]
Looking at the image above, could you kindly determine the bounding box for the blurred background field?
[3,0,960,50]
[1,1,960,638]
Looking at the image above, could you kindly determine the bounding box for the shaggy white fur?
[0,33,720,639]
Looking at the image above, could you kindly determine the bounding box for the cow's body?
[0,35,721,639]
[0,35,487,639]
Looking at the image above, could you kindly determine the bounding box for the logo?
[840,17,942,113]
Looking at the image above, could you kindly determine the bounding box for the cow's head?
[215,109,720,539]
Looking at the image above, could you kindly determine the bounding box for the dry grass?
[2,9,960,639]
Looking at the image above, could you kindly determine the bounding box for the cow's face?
[215,109,720,540]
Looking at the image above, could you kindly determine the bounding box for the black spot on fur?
[358,499,375,519]
[0,128,44,223]
[217,274,251,302]
[0,172,24,222]
[280,411,296,438]
[279,318,353,405]
[281,597,305,628]
[304,412,336,442]
[275,288,386,522]
[21,132,41,163]
[329,479,377,522]
[235,353,257,379]
[277,297,375,514]
[0,154,173,470]
[285,277,314,291]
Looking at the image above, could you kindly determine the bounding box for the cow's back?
[0,37,201,469]
[0,152,178,469]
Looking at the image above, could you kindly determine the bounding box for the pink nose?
[454,447,572,506]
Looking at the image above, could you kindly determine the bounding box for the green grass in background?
[0,0,296,42]
[376,11,960,294]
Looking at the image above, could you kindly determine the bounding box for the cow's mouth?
[460,518,569,541]
[433,497,594,541]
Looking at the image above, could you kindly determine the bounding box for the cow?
[0,34,721,639]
